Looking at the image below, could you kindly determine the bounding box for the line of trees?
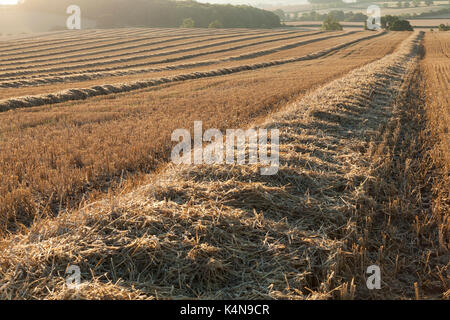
[438,23,449,31]
[18,0,281,29]
[399,7,450,19]
[297,10,368,22]
[381,15,414,30]
[354,0,438,3]
[395,0,435,7]
[321,15,343,30]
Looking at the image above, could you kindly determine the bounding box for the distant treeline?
[299,10,368,22]
[307,0,344,3]
[399,7,450,19]
[18,0,281,28]
[290,6,450,23]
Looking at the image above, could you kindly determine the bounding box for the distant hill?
[16,0,281,29]
[0,6,97,34]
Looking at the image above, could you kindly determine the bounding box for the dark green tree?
[438,23,450,31]
[381,15,399,29]
[389,19,413,31]
[321,15,343,30]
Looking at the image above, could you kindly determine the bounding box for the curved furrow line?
[0,30,315,70]
[0,34,127,52]
[0,31,263,66]
[0,27,282,57]
[0,32,366,88]
[0,28,174,52]
[0,31,385,109]
[0,31,354,80]
[0,29,126,47]
[0,33,191,60]
[0,31,426,300]
[0,28,266,61]
[0,26,257,50]
[0,27,176,45]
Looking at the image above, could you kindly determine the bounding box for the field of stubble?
[0,28,447,300]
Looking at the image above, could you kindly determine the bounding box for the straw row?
[0,31,425,300]
[0,31,374,90]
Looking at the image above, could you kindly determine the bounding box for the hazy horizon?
[195,0,309,6]
[0,0,19,4]
[0,0,311,8]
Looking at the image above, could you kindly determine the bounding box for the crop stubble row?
[0,31,440,300]
[0,30,409,233]
[0,32,391,99]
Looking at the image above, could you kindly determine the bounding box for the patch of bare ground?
[2,31,444,300]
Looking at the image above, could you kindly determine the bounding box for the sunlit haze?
[0,0,19,5]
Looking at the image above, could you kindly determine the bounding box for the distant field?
[286,21,365,30]
[0,28,448,300]
[278,2,449,14]
[286,19,450,29]
[408,18,450,27]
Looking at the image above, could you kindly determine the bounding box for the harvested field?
[0,30,302,68]
[420,32,449,256]
[0,27,448,300]
[0,31,339,78]
[0,31,407,226]
[408,19,450,28]
[0,32,399,99]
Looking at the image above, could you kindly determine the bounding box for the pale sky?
[0,0,311,7]
[0,0,19,5]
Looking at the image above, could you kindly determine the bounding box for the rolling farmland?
[0,28,448,300]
